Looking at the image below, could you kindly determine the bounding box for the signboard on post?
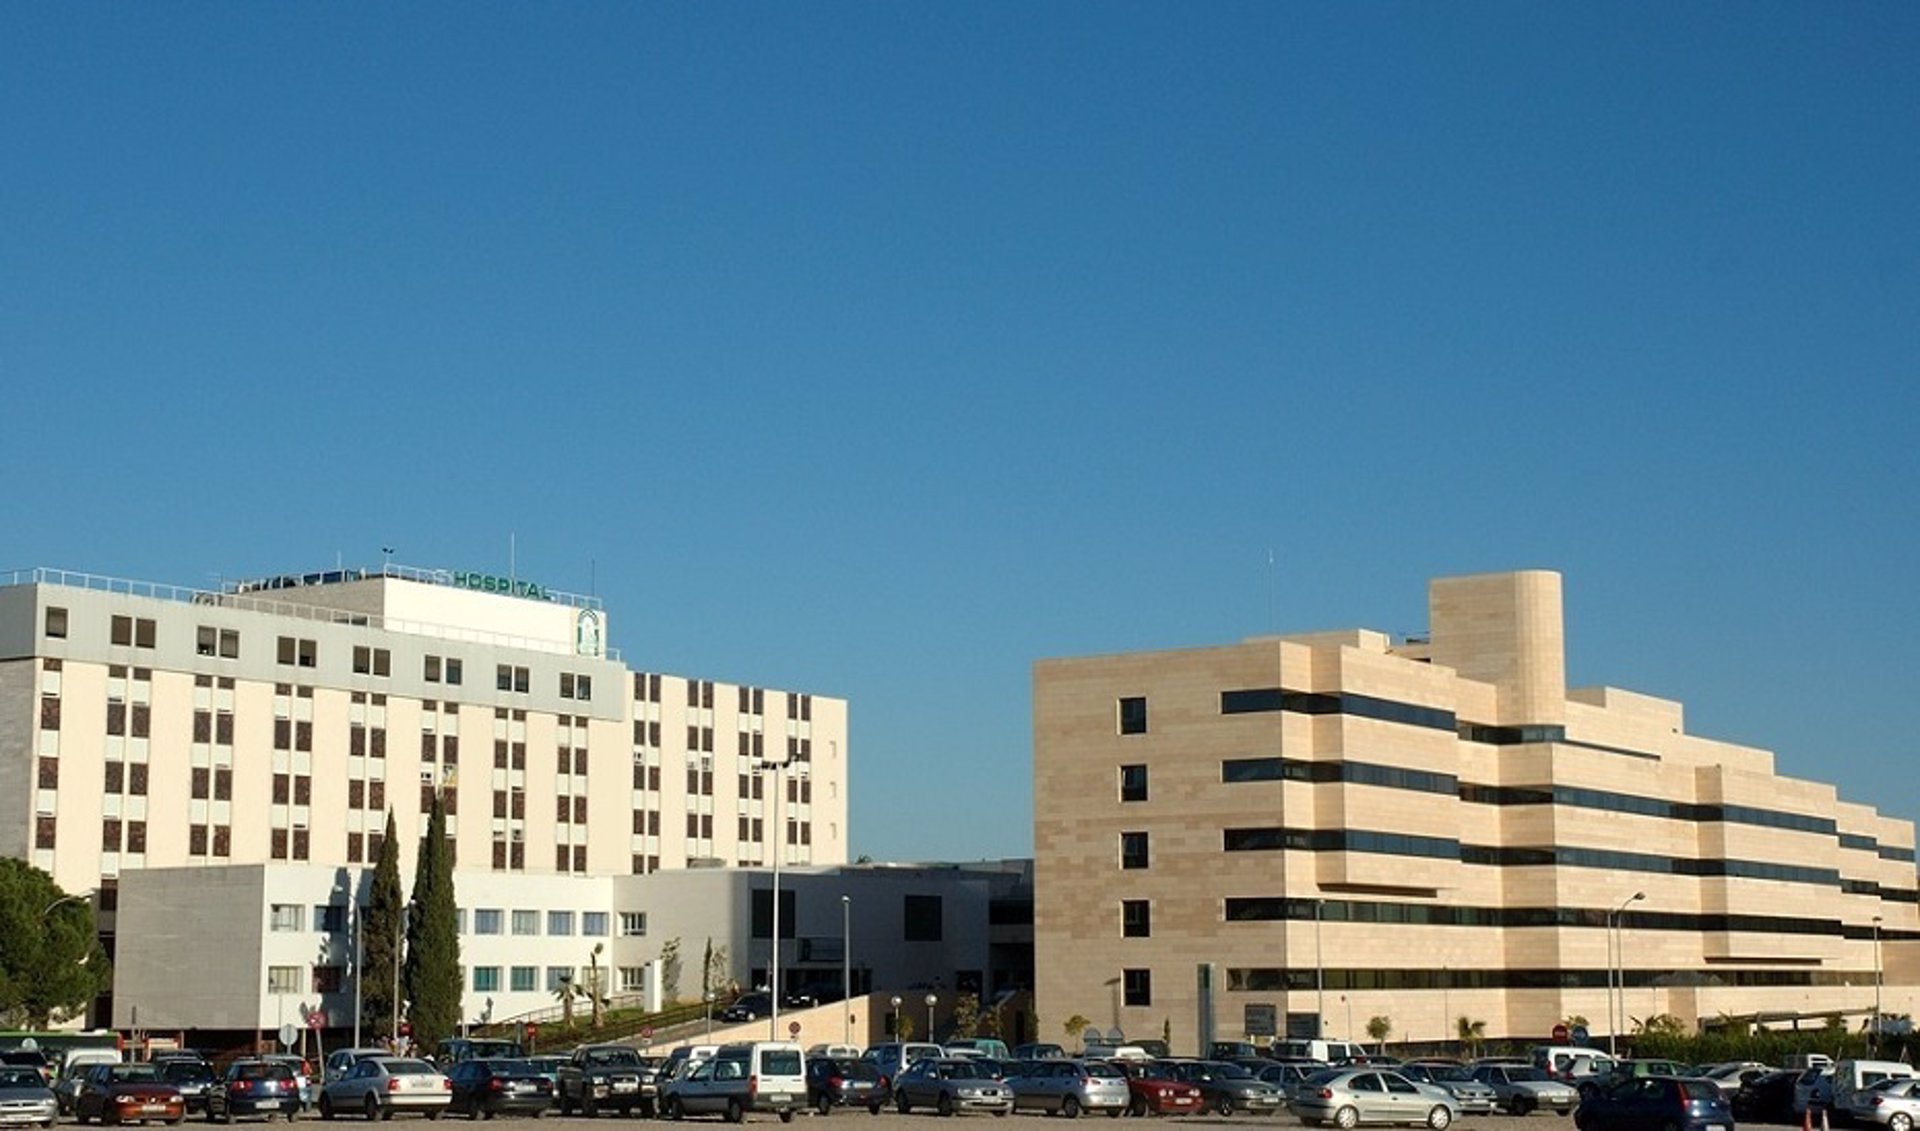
[278,1023,298,1049]
[1551,1023,1570,1043]
[308,1012,326,1030]
[789,1021,801,1038]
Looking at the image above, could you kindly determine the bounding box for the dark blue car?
[1574,1076,1733,1131]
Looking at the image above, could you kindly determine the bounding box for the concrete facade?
[1033,570,1919,1053]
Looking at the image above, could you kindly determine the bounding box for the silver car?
[1289,1069,1460,1130]
[1853,1078,1920,1130]
[1007,1060,1130,1117]
[1290,1075,1451,1121]
[1396,1064,1497,1116]
[317,1057,451,1121]
[0,1066,57,1128]
[891,1058,1013,1117]
[1468,1065,1577,1116]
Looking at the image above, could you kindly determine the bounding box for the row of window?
[1208,895,1900,940]
[269,902,648,938]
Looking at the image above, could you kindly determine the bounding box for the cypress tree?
[362,810,405,1041]
[404,793,462,1051]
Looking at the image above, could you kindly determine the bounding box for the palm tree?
[555,973,580,1026]
[1455,1016,1487,1057]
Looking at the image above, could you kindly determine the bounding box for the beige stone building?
[0,562,848,931]
[1034,570,1916,1050]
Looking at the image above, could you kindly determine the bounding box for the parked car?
[804,1058,888,1115]
[1287,1069,1459,1129]
[1574,1076,1732,1131]
[555,1045,658,1118]
[1852,1078,1920,1131]
[317,1057,450,1122]
[205,1060,301,1124]
[1110,1060,1203,1117]
[659,1041,806,1123]
[1007,1059,1130,1118]
[718,994,773,1023]
[0,1053,53,1088]
[73,1062,186,1125]
[1468,1065,1577,1116]
[863,1045,944,1090]
[1151,1060,1285,1117]
[1795,1067,1836,1116]
[1259,1063,1331,1093]
[445,1058,554,1120]
[1731,1068,1800,1125]
[0,1064,58,1128]
[1835,1061,1919,1117]
[158,1061,215,1117]
[1395,1064,1497,1116]
[322,1051,389,1088]
[890,1058,1013,1117]
[944,1041,1011,1062]
[1010,1046,1067,1062]
[433,1042,524,1068]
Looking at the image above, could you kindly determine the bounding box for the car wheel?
[1063,1097,1082,1119]
[1510,1097,1533,1117]
[780,1113,795,1125]
[1106,1109,1123,1119]
[664,1098,683,1122]
[1427,1106,1453,1131]
[1556,1110,1571,1118]
[426,1110,442,1122]
[1128,1096,1148,1119]
[726,1100,745,1125]
[898,1095,912,1115]
[1214,1094,1235,1117]
[584,1096,599,1119]
[320,1099,336,1122]
[1893,1115,1914,1131]
[869,1103,883,1116]
[1334,1106,1359,1130]
[365,1097,380,1123]
[818,1096,835,1117]
[937,1094,956,1119]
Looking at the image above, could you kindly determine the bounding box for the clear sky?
[3,3,1915,863]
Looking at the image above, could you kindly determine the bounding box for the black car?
[206,1060,302,1124]
[1575,1076,1734,1131]
[719,993,772,1023]
[447,1059,554,1120]
[1733,1069,1801,1125]
[804,1059,888,1115]
[159,1061,216,1115]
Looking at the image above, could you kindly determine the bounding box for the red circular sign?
[524,1023,539,1037]
[1551,1023,1570,1042]
[641,1026,654,1039]
[307,1012,326,1030]
[788,1021,801,1037]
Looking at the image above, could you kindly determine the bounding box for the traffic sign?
[1551,1023,1570,1042]
[1571,1025,1590,1046]
[308,1012,326,1030]
[788,1021,801,1037]
[524,1023,538,1038]
[641,1026,654,1039]
[398,1021,412,1038]
[279,1023,299,1048]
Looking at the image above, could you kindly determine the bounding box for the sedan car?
[446,1059,553,1120]
[206,1061,302,1123]
[804,1058,888,1115]
[0,1065,58,1128]
[1152,1061,1285,1117]
[1731,1069,1799,1125]
[317,1058,450,1122]
[73,1063,185,1126]
[1573,1076,1732,1131]
[1288,1069,1459,1130]
[1469,1065,1577,1116]
[891,1058,1013,1117]
[1006,1060,1130,1118]
[1395,1064,1497,1116]
[1111,1061,1204,1117]
[1853,1078,1920,1131]
[159,1062,216,1117]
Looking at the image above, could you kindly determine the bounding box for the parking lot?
[452,1109,1584,1130]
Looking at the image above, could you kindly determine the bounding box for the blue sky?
[3,3,1915,862]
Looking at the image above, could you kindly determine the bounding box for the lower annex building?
[1034,570,1918,1050]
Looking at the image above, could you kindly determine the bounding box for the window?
[904,895,943,942]
[316,904,347,933]
[474,908,503,935]
[620,912,649,937]
[545,966,574,992]
[582,912,609,936]
[497,665,529,693]
[446,658,463,685]
[1120,764,1148,802]
[312,966,344,994]
[270,904,304,932]
[511,966,537,992]
[45,607,68,638]
[267,966,304,995]
[425,656,442,682]
[1122,899,1152,938]
[473,967,501,993]
[511,909,539,936]
[1118,696,1148,735]
[1120,832,1149,870]
[619,967,647,993]
[277,637,317,667]
[112,615,132,646]
[1123,968,1152,1006]
[547,911,574,936]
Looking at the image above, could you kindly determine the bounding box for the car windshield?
[0,1069,44,1089]
[164,1063,214,1082]
[585,1050,640,1067]
[233,1064,292,1081]
[1084,1062,1122,1079]
[385,1061,435,1076]
[482,1060,535,1075]
[1508,1068,1550,1082]
[938,1063,987,1080]
[109,1066,166,1084]
[1425,1066,1472,1082]
[1207,1063,1254,1080]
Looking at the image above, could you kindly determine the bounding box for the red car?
[1112,1061,1204,1117]
[73,1063,185,1125]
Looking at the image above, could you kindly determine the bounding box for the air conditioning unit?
[510,828,523,842]
[421,770,434,783]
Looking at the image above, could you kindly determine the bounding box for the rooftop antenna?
[1266,547,1276,633]
[590,557,596,598]
[381,546,395,575]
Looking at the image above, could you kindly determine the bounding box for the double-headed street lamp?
[759,755,792,1041]
[925,994,938,1041]
[1873,916,1885,1053]
[842,895,853,1047]
[1607,892,1646,1056]
[891,996,902,1038]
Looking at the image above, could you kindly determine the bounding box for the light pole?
[704,991,715,1040]
[1873,916,1885,1053]
[1314,898,1325,1037]
[1608,892,1645,1056]
[926,994,938,1042]
[759,756,791,1041]
[891,996,902,1038]
[842,895,853,1047]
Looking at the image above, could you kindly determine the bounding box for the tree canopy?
[362,810,405,1039]
[404,793,462,1050]
[0,859,110,1027]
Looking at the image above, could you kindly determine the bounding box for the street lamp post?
[760,756,791,1042]
[1873,916,1885,1053]
[704,991,715,1040]
[1607,892,1646,1056]
[926,994,938,1042]
[891,996,902,1038]
[1314,898,1326,1037]
[842,895,853,1047]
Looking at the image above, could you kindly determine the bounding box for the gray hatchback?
[1290,1069,1460,1130]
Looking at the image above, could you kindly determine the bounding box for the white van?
[1835,1060,1916,1117]
[1275,1038,1365,1064]
[661,1041,806,1122]
[1082,1043,1150,1062]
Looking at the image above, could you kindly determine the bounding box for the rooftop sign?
[450,571,550,602]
